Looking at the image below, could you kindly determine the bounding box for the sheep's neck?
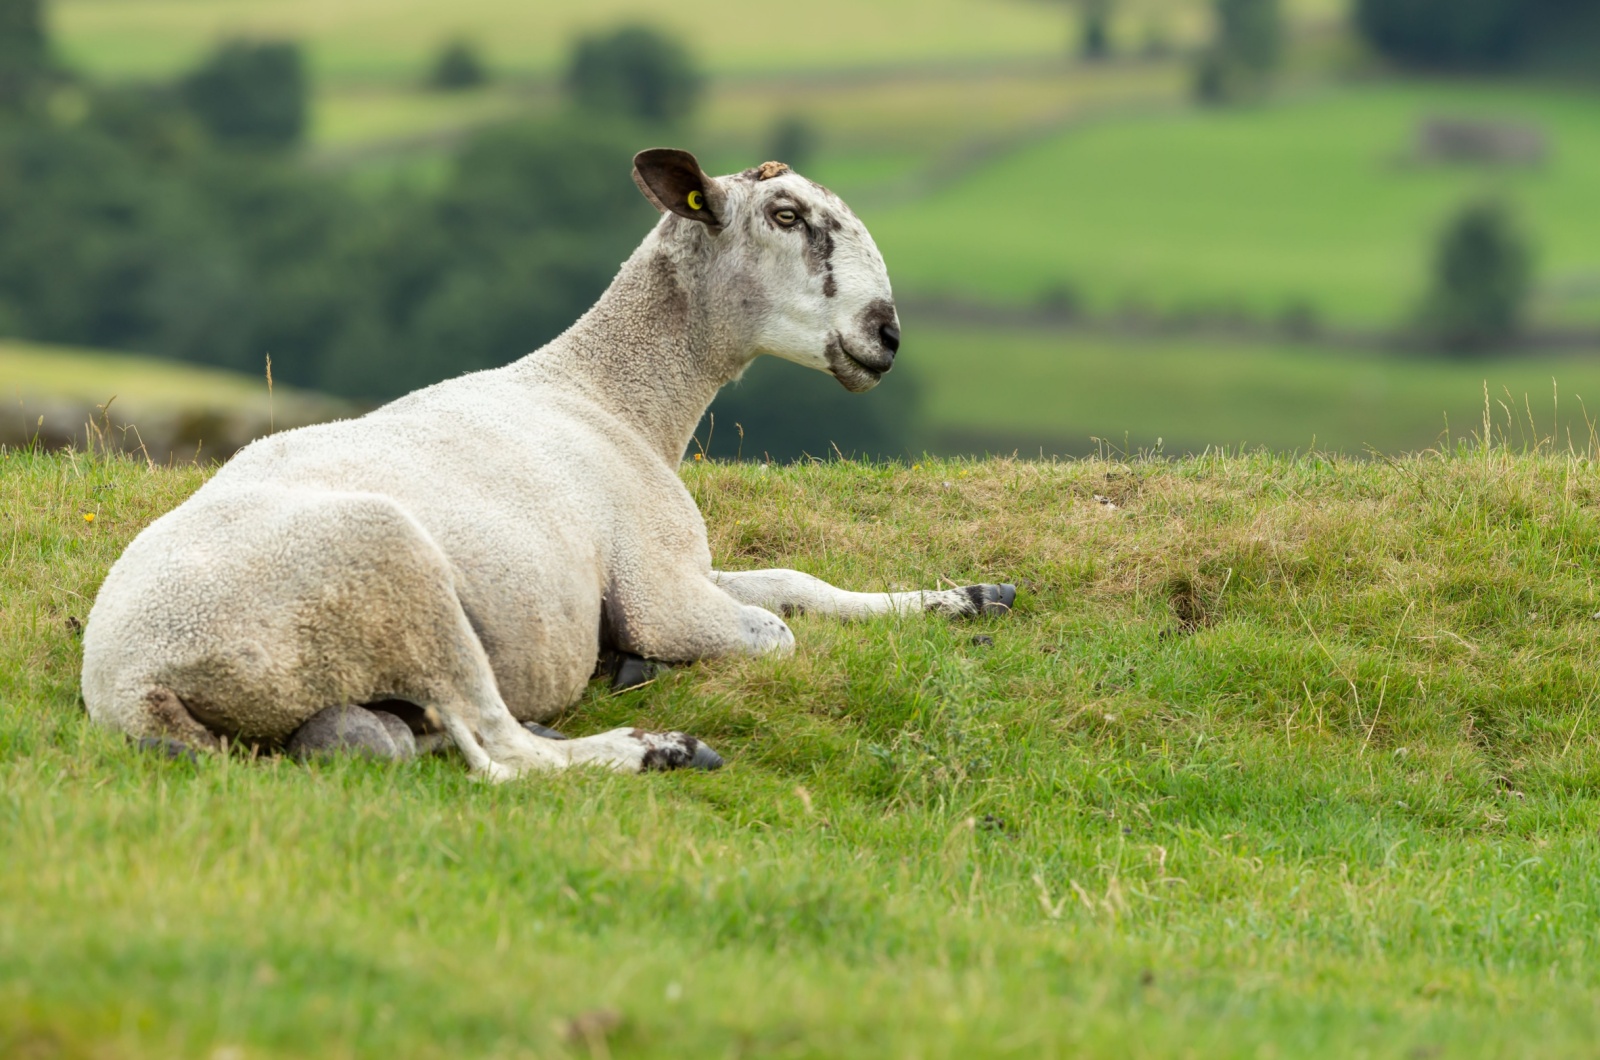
[539,239,747,466]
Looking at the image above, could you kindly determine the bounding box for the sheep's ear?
[632,148,724,228]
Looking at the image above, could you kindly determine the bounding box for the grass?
[898,323,1600,456]
[6,440,1600,1056]
[871,81,1600,329]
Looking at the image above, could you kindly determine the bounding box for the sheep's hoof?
[135,736,198,764]
[611,652,667,692]
[287,704,413,761]
[690,742,724,771]
[958,583,1016,616]
[640,733,724,772]
[523,722,570,741]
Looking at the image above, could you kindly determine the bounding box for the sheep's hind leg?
[287,497,718,779]
[712,568,1016,620]
[416,623,723,779]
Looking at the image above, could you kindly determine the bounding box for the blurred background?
[3,0,1600,461]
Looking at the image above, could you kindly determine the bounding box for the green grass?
[7,443,1600,1056]
[871,82,1600,328]
[899,324,1600,456]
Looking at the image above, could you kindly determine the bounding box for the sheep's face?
[633,150,901,393]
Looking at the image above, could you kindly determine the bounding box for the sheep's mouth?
[825,338,889,393]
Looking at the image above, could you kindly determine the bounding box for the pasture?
[870,82,1600,328]
[50,0,1344,82]
[0,340,350,461]
[6,445,1600,1057]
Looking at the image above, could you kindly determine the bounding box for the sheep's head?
[633,148,900,393]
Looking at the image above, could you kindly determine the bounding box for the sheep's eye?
[773,208,799,227]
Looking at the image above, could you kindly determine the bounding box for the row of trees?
[1356,0,1600,71]
[1061,0,1598,96]
[0,4,914,460]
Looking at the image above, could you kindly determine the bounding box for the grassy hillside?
[51,0,1344,82]
[51,0,1340,174]
[0,339,350,461]
[873,82,1600,328]
[902,324,1600,456]
[5,444,1600,1057]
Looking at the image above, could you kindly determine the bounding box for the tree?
[180,40,308,150]
[0,0,50,113]
[765,115,817,175]
[1355,0,1599,70]
[1417,199,1534,354]
[427,39,489,91]
[1080,0,1114,60]
[0,122,251,365]
[1194,0,1281,104]
[564,25,702,126]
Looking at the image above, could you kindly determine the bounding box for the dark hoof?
[612,652,666,691]
[523,722,570,741]
[959,583,1016,616]
[640,734,724,772]
[135,736,198,764]
[970,634,995,647]
[286,705,407,761]
[690,741,724,771]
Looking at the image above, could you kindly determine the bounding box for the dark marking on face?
[803,216,837,290]
[858,298,897,337]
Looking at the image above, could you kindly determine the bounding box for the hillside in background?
[7,0,1600,462]
[50,0,1346,81]
[0,339,350,462]
[873,83,1600,328]
[5,447,1600,1056]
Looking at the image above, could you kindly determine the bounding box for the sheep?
[80,149,1017,779]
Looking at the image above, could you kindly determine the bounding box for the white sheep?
[81,150,1016,779]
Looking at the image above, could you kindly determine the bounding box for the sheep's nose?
[879,322,901,356]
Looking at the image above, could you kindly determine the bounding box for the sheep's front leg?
[711,568,1016,620]
[610,570,795,663]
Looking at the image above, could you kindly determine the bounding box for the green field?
[0,339,350,460]
[51,0,1344,83]
[899,324,1600,456]
[872,83,1600,328]
[50,0,1339,183]
[7,447,1600,1056]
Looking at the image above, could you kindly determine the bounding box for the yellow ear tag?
[686,190,704,211]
